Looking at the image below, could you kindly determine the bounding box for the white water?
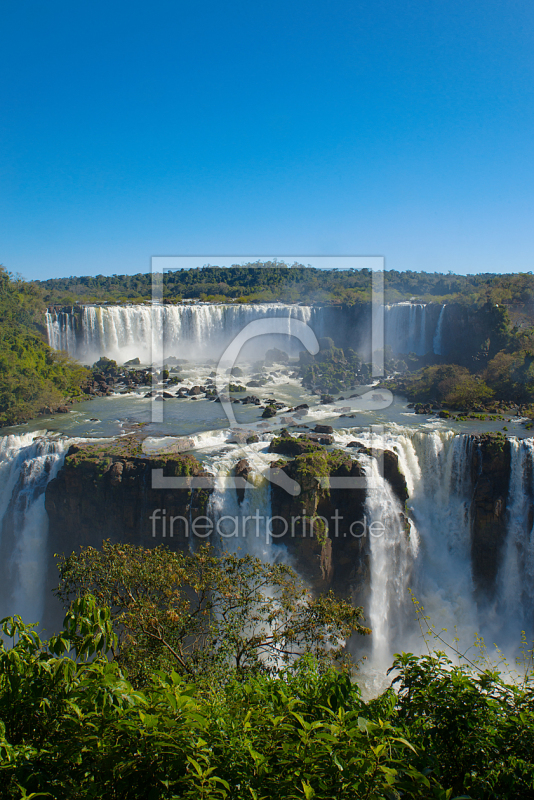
[47,304,316,364]
[393,431,478,646]
[432,304,447,356]
[47,301,449,364]
[347,429,485,688]
[384,302,445,356]
[3,423,534,677]
[0,434,70,626]
[363,455,419,676]
[206,443,286,563]
[494,438,534,641]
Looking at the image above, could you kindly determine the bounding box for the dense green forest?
[0,267,89,427]
[37,262,534,307]
[1,545,533,799]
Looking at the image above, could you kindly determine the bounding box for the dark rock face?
[270,450,368,598]
[382,450,409,504]
[45,440,213,559]
[470,433,512,596]
[234,459,251,504]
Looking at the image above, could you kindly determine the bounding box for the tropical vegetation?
[0,267,89,426]
[1,545,534,799]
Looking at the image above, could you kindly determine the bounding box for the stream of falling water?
[493,438,534,644]
[0,434,70,626]
[205,444,286,563]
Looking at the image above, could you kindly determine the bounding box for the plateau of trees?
[34,262,534,308]
[1,544,534,798]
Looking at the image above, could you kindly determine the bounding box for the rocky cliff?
[268,435,408,602]
[45,436,213,558]
[470,432,512,596]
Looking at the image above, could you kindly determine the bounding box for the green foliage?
[402,364,495,409]
[0,608,439,800]
[56,543,368,686]
[2,581,534,797]
[33,264,534,308]
[0,266,89,426]
[393,651,534,798]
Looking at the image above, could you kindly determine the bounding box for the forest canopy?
[35,262,534,306]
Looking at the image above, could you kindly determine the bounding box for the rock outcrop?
[470,433,512,595]
[45,437,213,558]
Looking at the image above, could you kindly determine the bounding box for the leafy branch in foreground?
[56,542,370,684]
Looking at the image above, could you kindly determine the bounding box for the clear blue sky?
[1,0,533,280]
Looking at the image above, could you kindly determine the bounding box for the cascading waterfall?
[0,433,71,627]
[46,301,451,364]
[206,448,283,563]
[46,304,317,363]
[494,438,534,641]
[4,423,534,669]
[46,309,77,354]
[382,302,450,356]
[392,431,478,650]
[383,303,430,356]
[351,428,482,684]
[363,454,419,671]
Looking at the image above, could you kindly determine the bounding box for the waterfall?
[494,438,534,640]
[432,305,447,356]
[206,446,284,563]
[0,433,70,627]
[45,309,77,354]
[47,301,455,364]
[384,303,448,356]
[392,431,478,647]
[354,429,480,688]
[363,455,418,671]
[46,303,318,364]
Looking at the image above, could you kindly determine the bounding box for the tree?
[56,542,369,685]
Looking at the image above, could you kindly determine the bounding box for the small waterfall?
[384,303,448,356]
[432,305,447,356]
[494,438,534,640]
[47,303,318,364]
[45,309,77,354]
[0,434,70,626]
[384,303,429,356]
[206,448,283,563]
